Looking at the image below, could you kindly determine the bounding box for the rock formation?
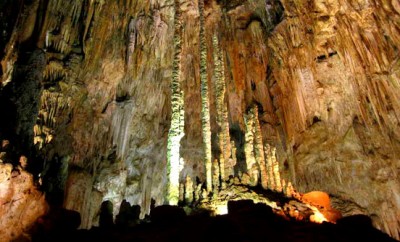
[0,143,48,241]
[0,0,399,240]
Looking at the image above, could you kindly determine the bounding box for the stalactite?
[35,90,71,149]
[244,107,258,186]
[44,60,66,82]
[199,0,212,193]
[111,101,134,160]
[167,0,184,205]
[253,106,268,189]
[126,18,137,66]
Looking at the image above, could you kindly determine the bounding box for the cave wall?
[0,0,399,239]
[267,0,400,237]
[1,0,173,228]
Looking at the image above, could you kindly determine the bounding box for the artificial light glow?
[167,133,184,205]
[310,207,328,223]
[215,203,228,215]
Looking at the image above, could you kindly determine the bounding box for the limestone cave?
[0,0,399,241]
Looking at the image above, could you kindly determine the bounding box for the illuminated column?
[253,106,268,189]
[271,146,282,192]
[244,107,258,186]
[281,179,286,194]
[265,144,282,192]
[199,0,212,193]
[167,0,184,205]
[265,144,275,190]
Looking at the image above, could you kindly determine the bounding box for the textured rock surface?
[0,161,48,241]
[0,0,399,239]
[267,0,400,238]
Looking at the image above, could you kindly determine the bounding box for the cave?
[0,0,399,241]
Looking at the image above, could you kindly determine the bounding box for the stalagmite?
[253,106,268,189]
[265,144,276,190]
[244,107,258,186]
[167,0,185,205]
[230,140,237,177]
[221,109,232,178]
[194,183,202,202]
[219,154,226,189]
[281,179,287,194]
[212,159,220,196]
[286,182,296,198]
[271,146,282,192]
[179,183,185,202]
[184,176,194,204]
[199,0,212,193]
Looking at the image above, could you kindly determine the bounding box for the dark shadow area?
[31,201,398,242]
[99,201,114,229]
[229,123,246,177]
[0,48,45,174]
[115,200,141,228]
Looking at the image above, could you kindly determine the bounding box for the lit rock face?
[0,0,399,239]
[0,162,48,241]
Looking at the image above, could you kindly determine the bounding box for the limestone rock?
[0,163,48,241]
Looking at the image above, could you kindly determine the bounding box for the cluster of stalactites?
[34,90,71,149]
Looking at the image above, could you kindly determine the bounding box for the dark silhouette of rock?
[227,199,254,215]
[99,201,114,228]
[115,200,140,228]
[150,205,186,224]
